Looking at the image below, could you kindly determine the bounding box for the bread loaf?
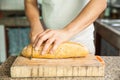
[21,42,89,58]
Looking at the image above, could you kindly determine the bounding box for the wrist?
[30,21,44,32]
[30,20,42,28]
[63,24,78,37]
[30,28,44,43]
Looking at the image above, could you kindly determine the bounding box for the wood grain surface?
[10,54,105,77]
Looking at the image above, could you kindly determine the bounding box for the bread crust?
[21,42,89,58]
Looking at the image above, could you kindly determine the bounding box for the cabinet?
[95,19,120,56]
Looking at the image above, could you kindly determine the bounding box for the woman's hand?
[33,29,72,55]
[29,25,44,44]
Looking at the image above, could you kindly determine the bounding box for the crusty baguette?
[21,42,89,58]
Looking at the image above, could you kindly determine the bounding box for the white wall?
[0,0,42,10]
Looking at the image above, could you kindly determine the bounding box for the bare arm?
[64,0,107,36]
[33,0,107,54]
[24,0,44,43]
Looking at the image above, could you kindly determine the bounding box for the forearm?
[24,0,43,32]
[64,0,107,36]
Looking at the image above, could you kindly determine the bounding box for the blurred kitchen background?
[0,0,120,63]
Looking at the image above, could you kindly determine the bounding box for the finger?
[50,41,61,53]
[33,29,51,48]
[33,32,46,48]
[33,29,50,47]
[35,30,54,51]
[35,34,50,51]
[41,37,55,55]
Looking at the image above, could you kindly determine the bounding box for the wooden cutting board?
[10,54,105,77]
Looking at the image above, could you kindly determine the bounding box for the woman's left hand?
[33,29,72,55]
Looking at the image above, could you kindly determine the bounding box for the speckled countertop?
[0,56,120,80]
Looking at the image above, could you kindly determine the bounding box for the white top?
[42,0,95,54]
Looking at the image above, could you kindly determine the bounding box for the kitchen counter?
[0,16,42,27]
[99,19,120,35]
[0,17,29,27]
[94,19,120,55]
[0,56,120,80]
